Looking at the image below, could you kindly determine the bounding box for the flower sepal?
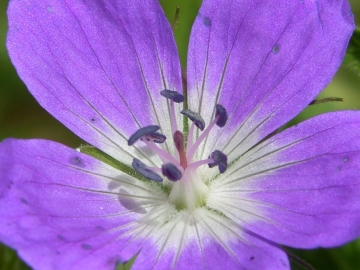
[78,145,142,180]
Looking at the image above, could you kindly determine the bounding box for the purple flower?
[1,0,360,269]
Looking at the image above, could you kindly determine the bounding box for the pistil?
[161,90,184,135]
[174,130,187,169]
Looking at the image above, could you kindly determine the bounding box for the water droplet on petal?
[20,198,28,204]
[343,157,349,163]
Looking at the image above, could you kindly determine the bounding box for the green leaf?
[0,244,31,270]
[115,254,138,270]
[343,28,360,76]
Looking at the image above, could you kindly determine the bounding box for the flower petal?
[7,0,182,163]
[208,111,360,248]
[0,139,290,269]
[187,0,354,161]
[0,139,169,269]
[130,208,290,270]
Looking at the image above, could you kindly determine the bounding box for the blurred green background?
[1,0,360,269]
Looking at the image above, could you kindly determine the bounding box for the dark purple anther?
[160,90,185,103]
[181,109,205,131]
[162,163,182,181]
[143,132,166,144]
[208,150,228,173]
[215,104,228,128]
[132,158,163,182]
[128,125,160,146]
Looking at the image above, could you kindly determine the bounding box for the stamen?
[160,89,184,135]
[127,100,228,210]
[174,130,187,169]
[187,104,228,161]
[128,125,160,146]
[143,140,179,165]
[162,163,182,181]
[187,118,216,161]
[187,122,195,150]
[181,109,205,131]
[186,158,213,171]
[215,104,228,127]
[142,132,166,143]
[160,90,185,103]
[208,150,228,173]
[132,158,163,182]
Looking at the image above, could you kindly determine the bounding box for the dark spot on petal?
[90,118,96,122]
[250,256,255,261]
[57,235,66,241]
[95,225,105,231]
[20,198,28,204]
[7,181,13,189]
[56,251,61,255]
[70,156,86,168]
[81,243,92,250]
[46,6,54,13]
[272,44,280,54]
[203,17,211,26]
[343,157,349,163]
